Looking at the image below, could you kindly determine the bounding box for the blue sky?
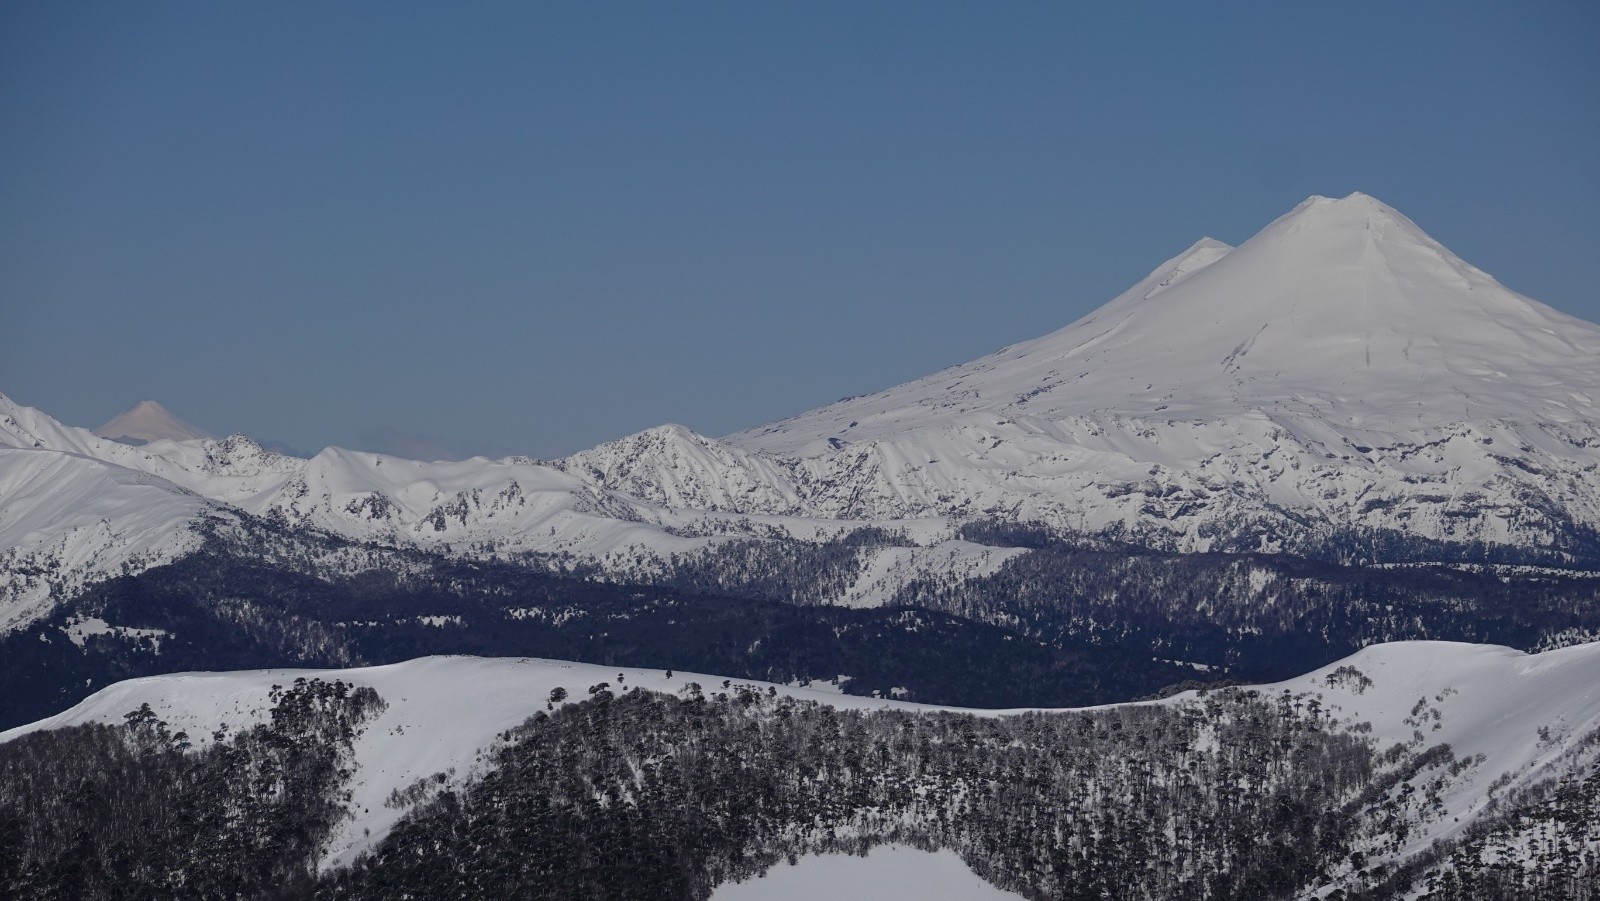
[3,2,1596,458]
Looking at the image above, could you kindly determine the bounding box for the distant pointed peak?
[127,400,173,416]
[96,400,213,445]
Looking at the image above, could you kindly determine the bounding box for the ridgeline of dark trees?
[327,686,1387,900]
[0,540,1196,731]
[4,515,1599,731]
[891,541,1600,673]
[651,521,1600,683]
[0,678,382,900]
[3,681,1595,899]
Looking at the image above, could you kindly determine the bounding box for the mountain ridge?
[4,193,1599,631]
[8,638,1598,891]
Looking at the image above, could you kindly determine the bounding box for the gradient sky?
[3,2,1597,459]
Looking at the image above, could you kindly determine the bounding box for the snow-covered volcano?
[3,194,1599,629]
[96,400,214,445]
[735,193,1600,450]
[698,193,1600,548]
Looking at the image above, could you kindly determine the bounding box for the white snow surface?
[721,194,1600,545]
[1256,639,1600,865]
[0,656,944,871]
[738,194,1600,444]
[710,844,1023,900]
[4,193,1600,625]
[6,640,1599,881]
[835,540,1028,608]
[0,445,219,632]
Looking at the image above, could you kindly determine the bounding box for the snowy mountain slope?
[0,656,943,870]
[834,539,1028,608]
[1,393,1009,629]
[484,195,1600,554]
[705,193,1600,550]
[96,399,214,444]
[8,640,1599,879]
[4,194,1598,633]
[735,194,1600,445]
[556,423,805,515]
[1255,640,1600,876]
[0,446,222,632]
[0,395,719,609]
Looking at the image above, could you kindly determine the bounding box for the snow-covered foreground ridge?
[5,639,1599,878]
[709,843,1025,901]
[4,192,1599,626]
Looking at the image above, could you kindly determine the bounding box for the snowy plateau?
[3,193,1599,633]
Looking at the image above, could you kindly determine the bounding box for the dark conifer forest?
[1,520,1596,899]
[3,517,1598,732]
[0,678,382,899]
[3,681,1595,899]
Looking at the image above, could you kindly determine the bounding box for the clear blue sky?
[3,2,1596,458]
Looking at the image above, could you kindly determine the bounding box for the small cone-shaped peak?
[97,400,213,445]
[1140,237,1233,299]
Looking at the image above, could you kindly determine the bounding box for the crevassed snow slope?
[7,640,1599,877]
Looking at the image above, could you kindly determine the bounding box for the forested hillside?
[7,514,1599,732]
[4,676,1595,899]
